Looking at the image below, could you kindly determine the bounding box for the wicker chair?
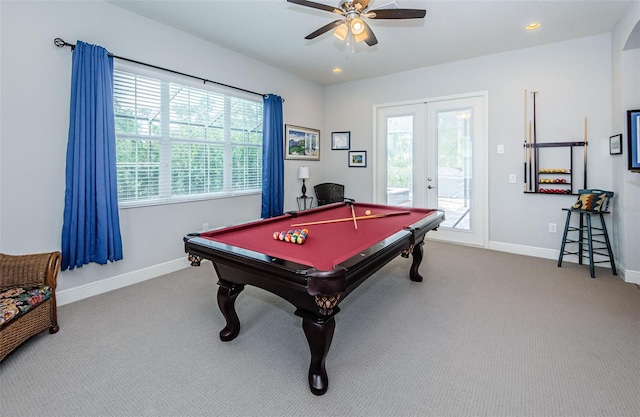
[314,183,346,206]
[0,251,61,361]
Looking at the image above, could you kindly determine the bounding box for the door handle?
[428,185,436,189]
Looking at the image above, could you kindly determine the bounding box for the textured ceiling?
[107,0,631,85]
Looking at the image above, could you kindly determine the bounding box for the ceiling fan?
[287,0,426,47]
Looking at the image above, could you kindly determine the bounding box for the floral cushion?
[0,286,51,327]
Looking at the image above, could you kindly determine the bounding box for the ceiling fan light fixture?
[288,0,426,48]
[354,30,368,43]
[350,17,365,35]
[333,23,348,40]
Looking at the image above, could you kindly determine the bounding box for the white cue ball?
[365,210,372,215]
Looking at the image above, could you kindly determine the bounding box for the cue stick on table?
[349,203,358,229]
[291,211,411,227]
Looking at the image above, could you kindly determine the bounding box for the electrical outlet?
[203,223,209,231]
[509,174,517,183]
[497,144,505,154]
[549,223,557,233]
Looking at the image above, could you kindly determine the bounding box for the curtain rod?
[54,38,273,100]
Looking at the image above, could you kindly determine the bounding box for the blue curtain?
[261,94,284,218]
[61,41,123,270]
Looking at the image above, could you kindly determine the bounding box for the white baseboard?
[56,257,192,306]
[620,269,640,285]
[488,241,558,260]
[488,240,640,285]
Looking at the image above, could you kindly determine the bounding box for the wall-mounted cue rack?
[522,90,588,195]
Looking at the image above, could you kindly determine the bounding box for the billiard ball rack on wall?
[522,90,588,195]
[523,141,587,195]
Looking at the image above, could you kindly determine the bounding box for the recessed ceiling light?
[332,67,343,73]
[525,22,542,31]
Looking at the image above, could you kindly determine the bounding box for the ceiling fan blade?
[287,0,342,14]
[305,19,344,39]
[368,8,426,19]
[362,20,378,46]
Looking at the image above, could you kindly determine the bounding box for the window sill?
[118,190,261,209]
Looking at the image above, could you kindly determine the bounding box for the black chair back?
[314,183,345,206]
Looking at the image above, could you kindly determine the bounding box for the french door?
[374,93,487,246]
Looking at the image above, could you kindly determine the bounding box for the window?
[113,69,263,206]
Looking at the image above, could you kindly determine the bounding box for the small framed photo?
[331,131,350,150]
[348,150,367,168]
[285,124,320,161]
[609,134,622,155]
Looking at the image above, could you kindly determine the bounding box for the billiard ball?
[365,210,372,216]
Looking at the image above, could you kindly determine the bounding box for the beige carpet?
[1,241,639,416]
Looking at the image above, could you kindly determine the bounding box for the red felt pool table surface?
[198,202,439,271]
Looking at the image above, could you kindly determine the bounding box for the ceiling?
[107,0,631,85]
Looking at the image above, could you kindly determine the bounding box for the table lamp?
[298,166,309,198]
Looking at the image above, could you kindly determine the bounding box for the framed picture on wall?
[627,110,640,171]
[331,131,350,150]
[609,134,622,155]
[348,150,367,168]
[285,124,320,160]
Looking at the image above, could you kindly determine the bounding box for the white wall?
[612,1,640,283]
[1,0,637,299]
[323,35,618,255]
[0,1,324,292]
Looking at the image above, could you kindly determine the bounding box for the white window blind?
[114,69,263,206]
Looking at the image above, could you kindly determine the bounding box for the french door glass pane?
[386,115,413,206]
[438,109,472,230]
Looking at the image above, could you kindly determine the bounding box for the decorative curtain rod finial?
[54,37,75,50]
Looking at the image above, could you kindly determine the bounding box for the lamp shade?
[350,18,365,35]
[354,30,368,43]
[298,166,309,179]
[333,23,348,41]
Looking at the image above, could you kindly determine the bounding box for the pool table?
[183,201,444,395]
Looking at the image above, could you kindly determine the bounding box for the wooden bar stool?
[557,189,617,278]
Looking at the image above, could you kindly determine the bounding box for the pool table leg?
[302,316,335,396]
[409,240,425,282]
[217,280,245,341]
